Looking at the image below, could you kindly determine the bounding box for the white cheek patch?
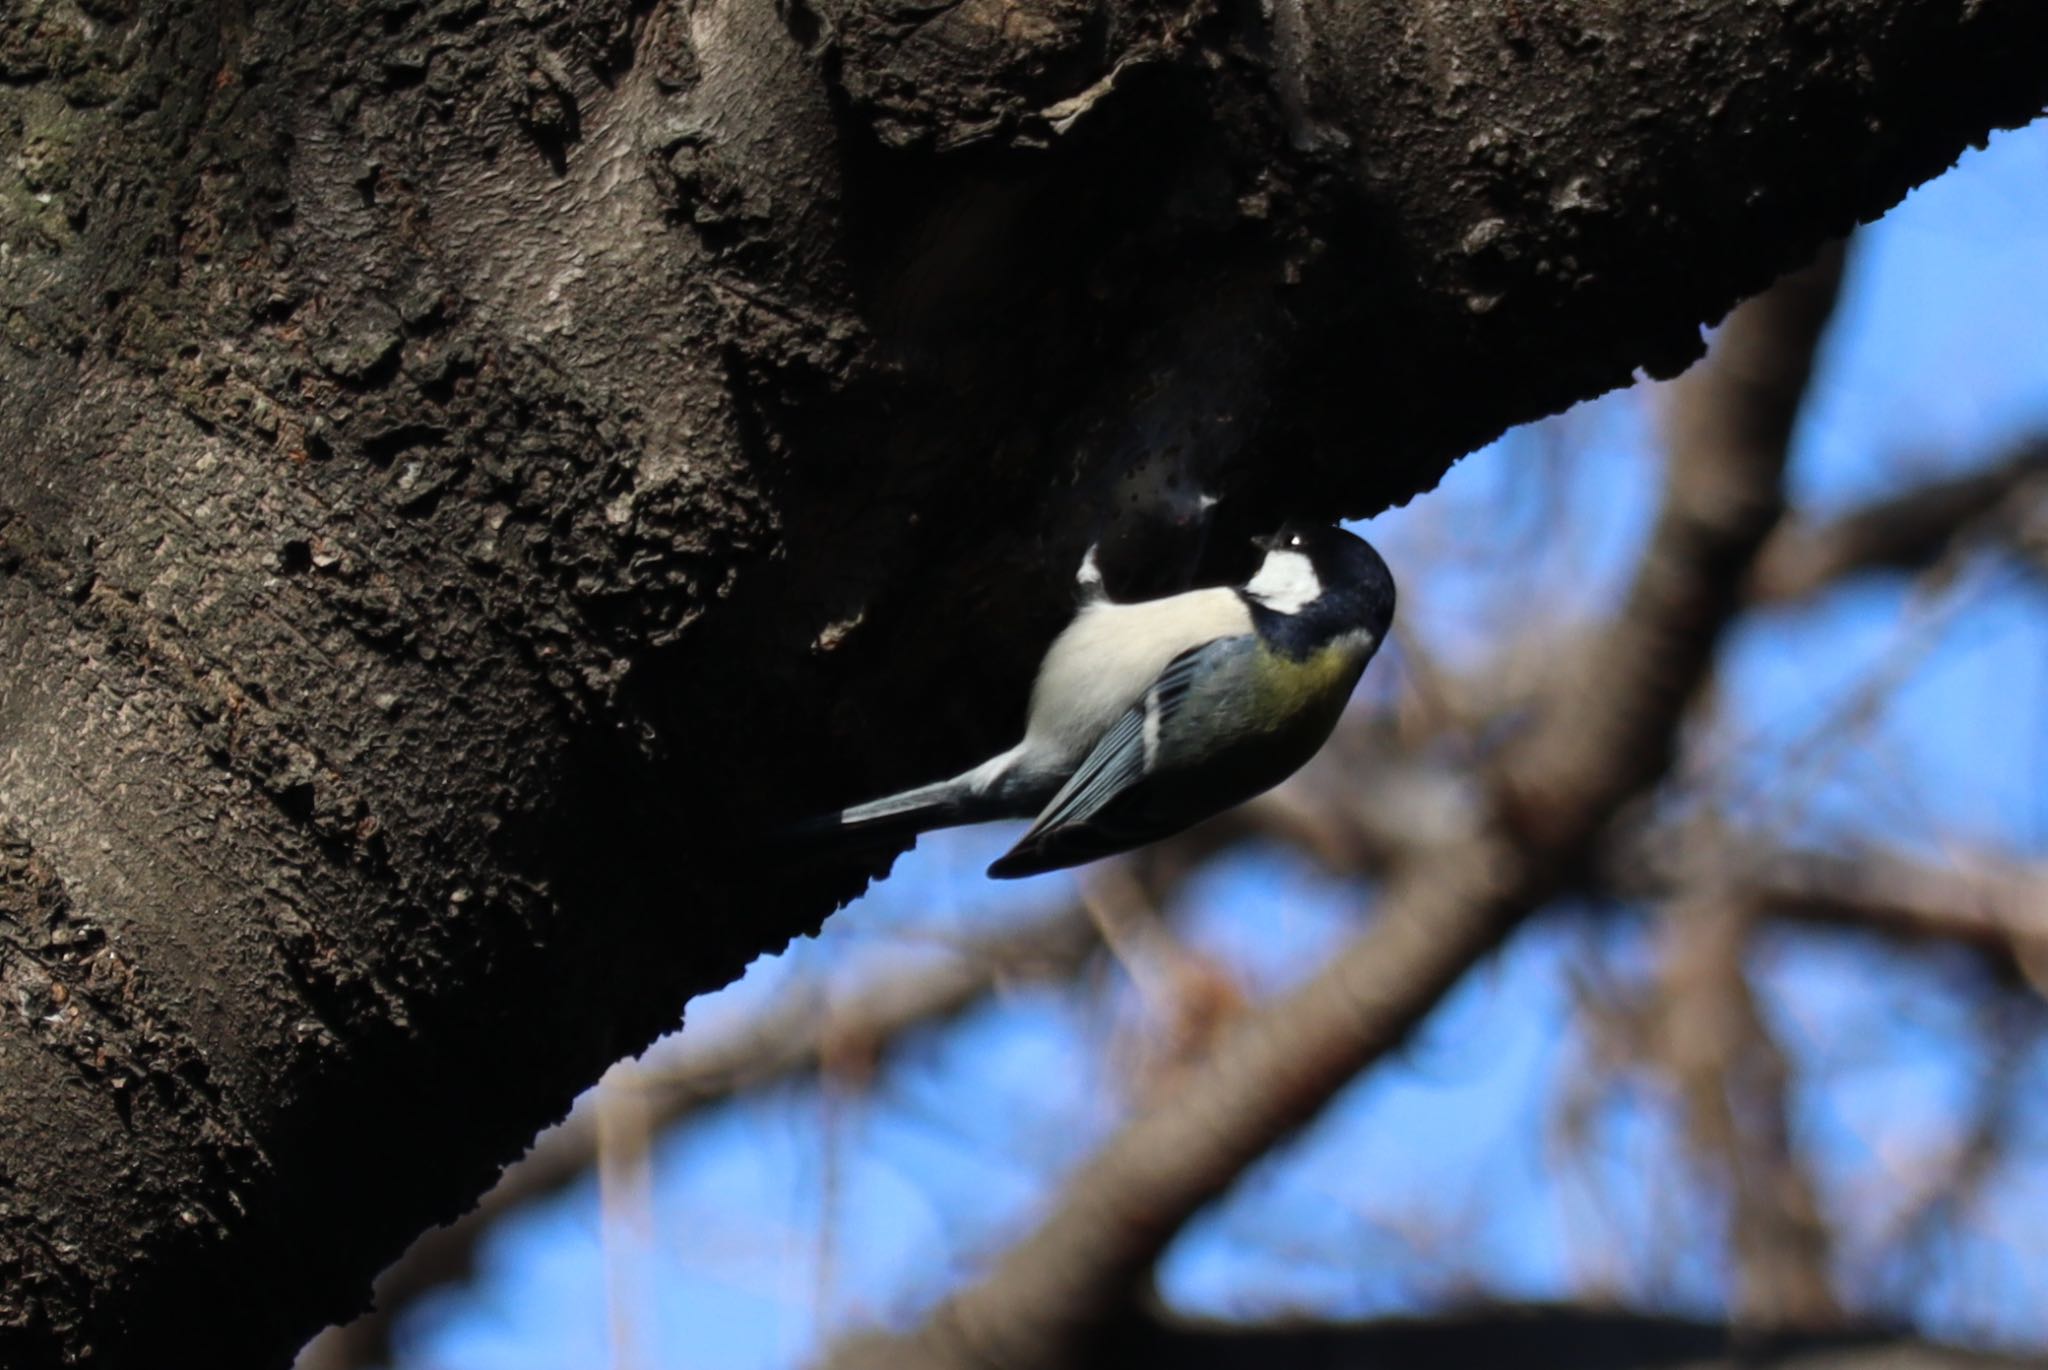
[1244,549,1321,614]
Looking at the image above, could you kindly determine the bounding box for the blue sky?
[388,121,2048,1370]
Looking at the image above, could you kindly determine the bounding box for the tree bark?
[0,0,2041,1365]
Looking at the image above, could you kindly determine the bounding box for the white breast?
[1020,587,1253,767]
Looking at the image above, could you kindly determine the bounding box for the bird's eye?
[1288,534,1303,548]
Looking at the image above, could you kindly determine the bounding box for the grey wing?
[987,636,1243,878]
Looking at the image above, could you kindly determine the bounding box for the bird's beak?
[1250,532,1281,553]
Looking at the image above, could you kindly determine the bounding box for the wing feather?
[988,638,1237,877]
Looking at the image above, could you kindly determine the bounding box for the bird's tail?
[787,776,986,847]
[791,751,1027,847]
[829,777,976,834]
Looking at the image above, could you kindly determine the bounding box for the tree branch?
[1655,891,1839,1327]
[1120,1304,2045,1370]
[1709,844,2048,972]
[1751,440,2048,603]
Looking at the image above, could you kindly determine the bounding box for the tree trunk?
[0,0,2040,1365]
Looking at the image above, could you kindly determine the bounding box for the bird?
[809,522,1396,879]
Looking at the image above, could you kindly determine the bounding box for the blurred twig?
[1195,715,2048,988]
[1655,888,1838,1328]
[597,1062,656,1370]
[1751,439,2048,605]
[1611,834,2048,983]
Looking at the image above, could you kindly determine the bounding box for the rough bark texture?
[0,0,2041,1365]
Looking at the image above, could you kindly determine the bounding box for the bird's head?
[1245,523,1396,639]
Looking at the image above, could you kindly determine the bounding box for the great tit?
[814,523,1395,879]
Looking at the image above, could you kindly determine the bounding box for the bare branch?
[1656,892,1838,1327]
[1609,835,2048,979]
[1751,440,2048,604]
[1122,1304,2047,1370]
[1747,852,2048,991]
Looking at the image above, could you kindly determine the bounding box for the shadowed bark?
[1,0,2043,1364]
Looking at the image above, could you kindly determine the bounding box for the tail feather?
[787,775,988,848]
[792,746,1035,849]
[829,777,977,836]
